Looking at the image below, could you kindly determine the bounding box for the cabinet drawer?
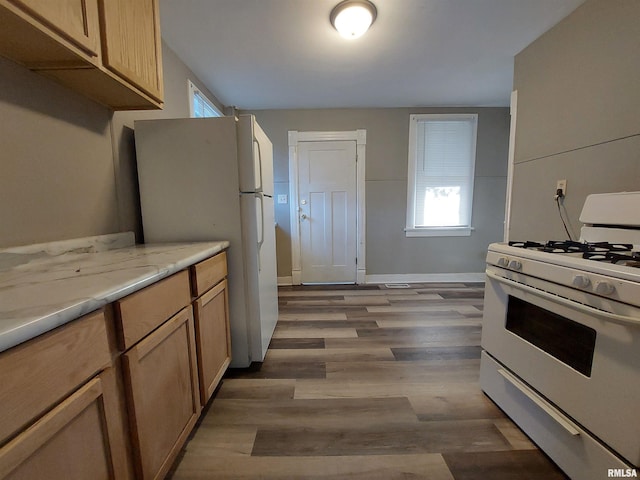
[0,309,111,443]
[191,252,227,297]
[114,270,191,350]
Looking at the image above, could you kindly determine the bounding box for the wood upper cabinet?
[122,306,201,480]
[98,0,163,102]
[6,0,100,59]
[0,0,100,66]
[0,0,164,109]
[191,252,232,405]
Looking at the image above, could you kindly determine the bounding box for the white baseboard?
[279,273,485,286]
[365,273,485,284]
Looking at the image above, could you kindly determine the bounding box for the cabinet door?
[7,0,100,57]
[194,279,232,405]
[123,306,200,480]
[0,369,129,480]
[98,0,163,101]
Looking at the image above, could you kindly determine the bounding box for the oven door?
[481,266,640,466]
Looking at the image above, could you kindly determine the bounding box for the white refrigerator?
[134,115,278,368]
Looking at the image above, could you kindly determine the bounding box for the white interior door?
[298,140,357,284]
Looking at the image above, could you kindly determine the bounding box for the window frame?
[188,80,222,118]
[405,113,478,238]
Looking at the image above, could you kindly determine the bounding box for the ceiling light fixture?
[330,0,377,39]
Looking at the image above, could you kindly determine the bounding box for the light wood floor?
[169,283,568,480]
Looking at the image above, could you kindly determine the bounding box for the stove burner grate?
[509,240,640,267]
[509,240,634,254]
[583,251,640,265]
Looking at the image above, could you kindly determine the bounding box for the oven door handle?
[486,270,640,327]
[497,368,581,436]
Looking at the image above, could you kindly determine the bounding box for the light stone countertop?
[0,232,229,353]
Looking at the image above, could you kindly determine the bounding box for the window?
[188,80,222,118]
[405,114,478,237]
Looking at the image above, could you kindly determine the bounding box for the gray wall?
[0,55,115,247]
[0,41,221,248]
[112,43,222,241]
[509,0,640,240]
[241,108,510,277]
[1,36,508,278]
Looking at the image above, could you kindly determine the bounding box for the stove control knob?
[594,281,616,296]
[497,257,509,268]
[572,275,591,289]
[508,260,522,271]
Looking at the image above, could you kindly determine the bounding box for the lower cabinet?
[193,278,231,405]
[122,306,201,480]
[0,367,130,480]
[0,250,231,480]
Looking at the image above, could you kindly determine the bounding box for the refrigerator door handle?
[254,139,263,193]
[256,193,265,271]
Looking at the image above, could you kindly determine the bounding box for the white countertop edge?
[0,232,136,255]
[0,240,229,353]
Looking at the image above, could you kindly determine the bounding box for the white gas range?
[480,191,640,480]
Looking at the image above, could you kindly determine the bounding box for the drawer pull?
[497,368,580,436]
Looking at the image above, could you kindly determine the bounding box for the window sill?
[404,227,473,238]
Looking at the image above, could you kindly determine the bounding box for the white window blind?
[188,80,222,118]
[406,114,478,237]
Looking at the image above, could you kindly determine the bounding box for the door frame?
[288,129,366,285]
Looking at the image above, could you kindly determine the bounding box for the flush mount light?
[330,0,377,39]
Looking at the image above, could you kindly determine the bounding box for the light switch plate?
[277,194,288,204]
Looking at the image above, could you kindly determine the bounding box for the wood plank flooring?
[169,283,568,480]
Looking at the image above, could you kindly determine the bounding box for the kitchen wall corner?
[509,0,640,241]
[0,39,223,248]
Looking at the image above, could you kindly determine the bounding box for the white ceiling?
[159,0,585,110]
